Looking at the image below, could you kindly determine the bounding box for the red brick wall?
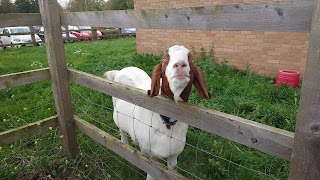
[134,0,309,77]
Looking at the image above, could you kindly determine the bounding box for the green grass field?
[0,38,300,179]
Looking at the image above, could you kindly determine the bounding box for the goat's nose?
[173,63,187,68]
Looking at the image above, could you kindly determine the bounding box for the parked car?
[68,26,103,41]
[0,26,42,48]
[120,28,136,37]
[33,25,42,33]
[38,26,78,43]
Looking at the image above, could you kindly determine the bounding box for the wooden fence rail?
[0,68,50,90]
[0,28,131,48]
[61,0,313,32]
[0,1,314,33]
[0,116,58,146]
[69,69,294,161]
[1,0,319,178]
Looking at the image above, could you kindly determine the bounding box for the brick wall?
[134,0,309,77]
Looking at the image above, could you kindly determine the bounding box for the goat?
[105,45,211,179]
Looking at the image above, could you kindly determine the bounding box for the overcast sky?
[57,0,109,7]
[57,0,68,7]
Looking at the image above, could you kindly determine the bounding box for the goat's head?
[148,45,211,102]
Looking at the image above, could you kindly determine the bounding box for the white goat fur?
[105,45,193,178]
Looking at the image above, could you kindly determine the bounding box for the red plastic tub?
[275,70,300,88]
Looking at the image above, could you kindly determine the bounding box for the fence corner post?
[38,0,79,157]
[289,0,320,179]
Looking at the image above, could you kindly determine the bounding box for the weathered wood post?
[64,25,70,43]
[29,26,37,47]
[38,0,79,157]
[289,0,320,179]
[91,27,98,41]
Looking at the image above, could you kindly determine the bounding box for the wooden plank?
[61,10,137,28]
[0,32,40,36]
[0,116,58,146]
[69,69,294,160]
[0,13,42,27]
[61,0,313,32]
[29,26,37,47]
[0,41,44,48]
[74,116,187,180]
[289,0,320,179]
[38,0,79,157]
[0,68,50,90]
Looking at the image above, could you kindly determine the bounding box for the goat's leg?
[120,130,128,144]
[167,155,178,170]
[145,155,178,180]
[140,147,156,180]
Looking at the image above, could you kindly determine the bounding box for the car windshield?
[9,27,30,34]
[68,26,79,31]
[61,26,67,33]
[78,26,91,30]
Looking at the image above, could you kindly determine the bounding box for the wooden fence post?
[64,25,70,43]
[289,0,320,179]
[38,0,79,157]
[29,26,37,47]
[91,27,98,41]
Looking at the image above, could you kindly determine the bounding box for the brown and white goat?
[105,45,211,180]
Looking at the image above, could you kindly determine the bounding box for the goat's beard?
[168,77,190,102]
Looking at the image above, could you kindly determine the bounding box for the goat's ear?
[188,52,196,63]
[148,63,162,97]
[193,67,212,99]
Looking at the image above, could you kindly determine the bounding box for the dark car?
[38,26,78,43]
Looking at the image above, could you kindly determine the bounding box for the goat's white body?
[106,67,188,162]
[104,46,204,180]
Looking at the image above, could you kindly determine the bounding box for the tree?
[0,0,16,13]
[126,0,134,9]
[105,0,134,10]
[14,0,39,13]
[66,0,134,12]
[67,0,105,12]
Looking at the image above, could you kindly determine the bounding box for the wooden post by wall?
[38,0,79,157]
[289,0,320,179]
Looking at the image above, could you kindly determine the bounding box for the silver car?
[1,26,43,48]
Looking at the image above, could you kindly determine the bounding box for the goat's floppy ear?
[148,63,162,97]
[188,51,196,63]
[193,67,212,99]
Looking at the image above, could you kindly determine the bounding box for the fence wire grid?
[69,84,290,180]
[0,81,290,179]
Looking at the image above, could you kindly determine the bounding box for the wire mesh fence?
[0,81,289,179]
[69,84,290,180]
[0,81,56,132]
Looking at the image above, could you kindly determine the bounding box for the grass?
[0,38,300,179]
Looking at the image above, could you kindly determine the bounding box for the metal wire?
[70,87,281,180]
